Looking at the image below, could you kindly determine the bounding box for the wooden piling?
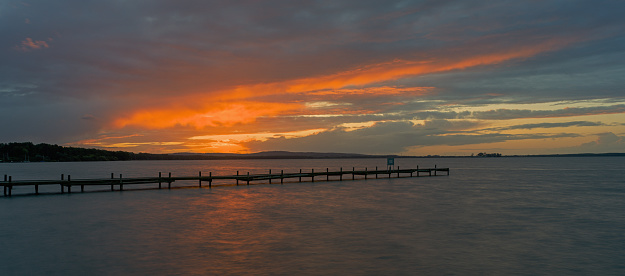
[168,172,172,189]
[159,172,162,189]
[269,169,272,184]
[376,166,378,179]
[397,166,400,178]
[111,173,114,191]
[326,168,329,181]
[299,169,302,182]
[247,172,250,185]
[281,170,284,184]
[68,175,71,193]
[365,167,367,179]
[209,172,212,188]
[340,167,343,181]
[119,174,123,191]
[199,171,202,187]
[311,169,314,182]
[352,167,355,180]
[236,171,239,185]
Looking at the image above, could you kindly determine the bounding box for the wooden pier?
[2,166,449,197]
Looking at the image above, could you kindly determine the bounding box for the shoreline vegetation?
[1,142,624,163]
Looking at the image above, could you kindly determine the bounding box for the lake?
[1,157,624,275]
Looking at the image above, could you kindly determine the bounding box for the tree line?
[0,142,222,162]
[0,142,145,162]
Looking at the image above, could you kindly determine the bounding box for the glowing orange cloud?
[114,101,302,129]
[112,36,578,131]
[210,36,578,102]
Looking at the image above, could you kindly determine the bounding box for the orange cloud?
[210,36,578,101]
[114,101,303,129]
[110,36,578,131]
[16,37,50,51]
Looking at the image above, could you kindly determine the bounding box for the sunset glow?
[2,1,624,155]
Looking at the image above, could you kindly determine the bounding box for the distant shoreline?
[1,142,623,162]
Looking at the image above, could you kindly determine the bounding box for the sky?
[2,0,625,156]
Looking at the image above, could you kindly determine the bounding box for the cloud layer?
[2,0,625,154]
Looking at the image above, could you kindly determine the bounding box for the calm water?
[1,157,624,275]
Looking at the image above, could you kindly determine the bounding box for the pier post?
[111,173,114,191]
[434,165,437,176]
[327,168,329,181]
[168,172,172,189]
[119,174,123,191]
[376,166,378,179]
[35,184,39,195]
[237,171,239,185]
[312,169,314,182]
[352,167,355,180]
[209,172,212,188]
[417,166,419,177]
[68,175,71,193]
[247,172,250,185]
[60,175,64,194]
[397,166,400,178]
[365,167,367,179]
[199,171,202,187]
[269,169,272,184]
[159,172,162,189]
[8,176,12,197]
[299,169,302,182]
[61,174,64,180]
[340,167,343,181]
[281,170,284,184]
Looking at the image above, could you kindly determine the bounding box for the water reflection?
[2,157,625,275]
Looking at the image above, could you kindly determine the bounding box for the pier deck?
[2,167,449,197]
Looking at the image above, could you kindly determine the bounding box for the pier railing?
[2,166,449,197]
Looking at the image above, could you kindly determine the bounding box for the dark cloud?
[245,120,580,154]
[471,105,625,120]
[493,121,605,131]
[576,132,625,153]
